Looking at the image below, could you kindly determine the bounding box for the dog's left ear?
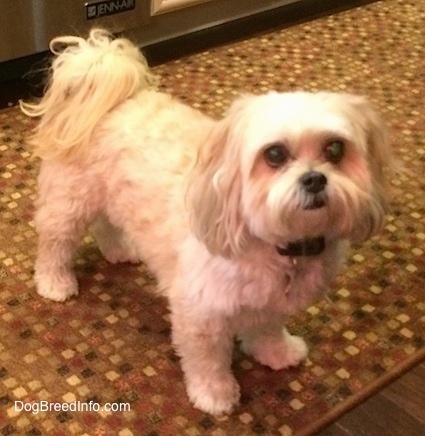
[347,95,394,190]
[187,96,252,259]
[346,95,395,241]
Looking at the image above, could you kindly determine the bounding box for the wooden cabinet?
[133,0,301,47]
[152,0,212,16]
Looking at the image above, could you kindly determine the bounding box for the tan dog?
[21,29,392,415]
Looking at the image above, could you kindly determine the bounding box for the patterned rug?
[1,0,424,434]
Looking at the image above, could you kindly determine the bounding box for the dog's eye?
[324,140,345,164]
[264,143,289,168]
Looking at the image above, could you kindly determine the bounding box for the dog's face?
[189,92,392,258]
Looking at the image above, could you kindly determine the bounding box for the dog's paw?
[242,332,308,371]
[92,220,139,264]
[187,373,240,416]
[35,271,78,302]
[101,245,139,264]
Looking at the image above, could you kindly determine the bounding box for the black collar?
[276,236,325,257]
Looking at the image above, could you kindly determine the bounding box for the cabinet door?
[151,0,212,16]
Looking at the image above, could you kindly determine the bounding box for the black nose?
[300,171,327,193]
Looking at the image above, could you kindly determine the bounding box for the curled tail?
[20,28,158,161]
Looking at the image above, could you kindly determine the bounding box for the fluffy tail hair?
[20,28,158,161]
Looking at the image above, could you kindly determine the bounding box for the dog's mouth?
[301,194,327,210]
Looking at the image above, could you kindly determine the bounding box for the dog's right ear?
[187,96,252,259]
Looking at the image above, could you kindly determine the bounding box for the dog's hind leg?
[34,210,86,302]
[91,216,139,264]
[33,166,100,302]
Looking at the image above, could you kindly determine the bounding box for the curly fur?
[20,29,158,161]
[21,29,393,415]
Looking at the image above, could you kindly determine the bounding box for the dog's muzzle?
[299,171,327,209]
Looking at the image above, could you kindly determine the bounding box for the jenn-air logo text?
[86,0,135,20]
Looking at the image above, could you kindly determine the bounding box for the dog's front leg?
[239,322,308,371]
[170,307,240,416]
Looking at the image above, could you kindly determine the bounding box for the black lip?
[303,198,326,210]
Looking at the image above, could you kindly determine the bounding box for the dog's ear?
[355,97,394,186]
[344,95,394,189]
[187,97,252,259]
[345,95,395,241]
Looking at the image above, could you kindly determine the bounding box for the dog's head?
[188,91,393,258]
